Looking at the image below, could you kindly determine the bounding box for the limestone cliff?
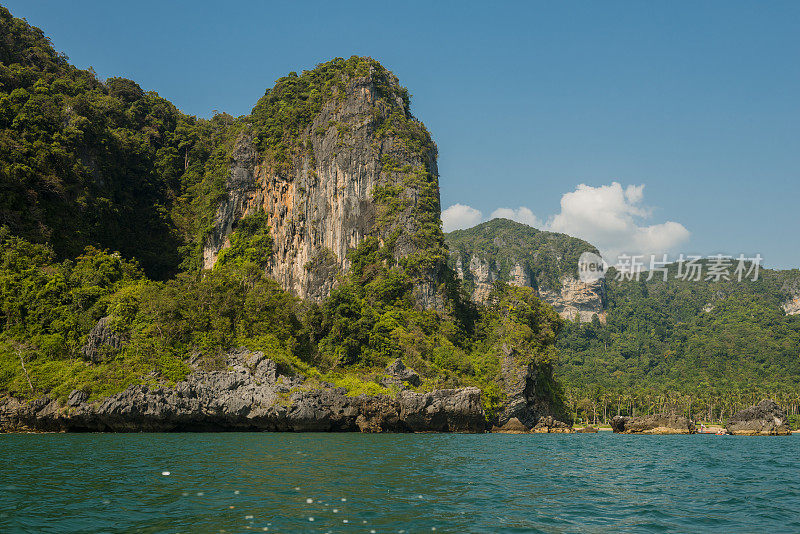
[202,58,445,306]
[446,218,606,321]
[538,277,606,322]
[779,275,800,315]
[783,296,800,315]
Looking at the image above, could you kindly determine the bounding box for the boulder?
[381,359,421,388]
[492,417,529,433]
[611,413,696,434]
[726,399,792,436]
[532,415,573,433]
[67,390,88,407]
[81,316,124,363]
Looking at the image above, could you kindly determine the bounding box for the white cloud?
[442,182,689,261]
[490,207,544,228]
[546,182,689,260]
[441,203,483,232]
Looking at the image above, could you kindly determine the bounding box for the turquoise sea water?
[0,433,798,533]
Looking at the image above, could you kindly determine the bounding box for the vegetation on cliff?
[445,218,599,291]
[0,7,565,420]
[0,7,219,279]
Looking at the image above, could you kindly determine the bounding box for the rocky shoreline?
[1,350,793,436]
[611,414,696,435]
[0,351,490,433]
[0,349,575,434]
[726,399,792,435]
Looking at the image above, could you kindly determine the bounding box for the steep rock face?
[455,256,605,322]
[203,61,444,305]
[782,295,800,315]
[0,350,486,433]
[538,276,606,322]
[446,218,606,321]
[80,316,124,363]
[457,256,499,302]
[496,346,570,429]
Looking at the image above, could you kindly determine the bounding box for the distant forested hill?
[447,219,800,422]
[557,263,800,416]
[445,218,598,291]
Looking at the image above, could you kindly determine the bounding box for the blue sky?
[6,1,799,268]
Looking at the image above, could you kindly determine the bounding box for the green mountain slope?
[447,218,800,422]
[445,218,599,291]
[558,264,800,409]
[0,6,567,423]
[0,7,217,278]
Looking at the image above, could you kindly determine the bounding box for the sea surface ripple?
[1,433,798,533]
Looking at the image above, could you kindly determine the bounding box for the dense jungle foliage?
[557,263,800,424]
[445,218,800,424]
[0,7,563,418]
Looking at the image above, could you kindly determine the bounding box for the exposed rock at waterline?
[491,417,529,433]
[611,413,696,434]
[496,345,571,430]
[726,399,791,436]
[0,350,485,433]
[531,415,573,433]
